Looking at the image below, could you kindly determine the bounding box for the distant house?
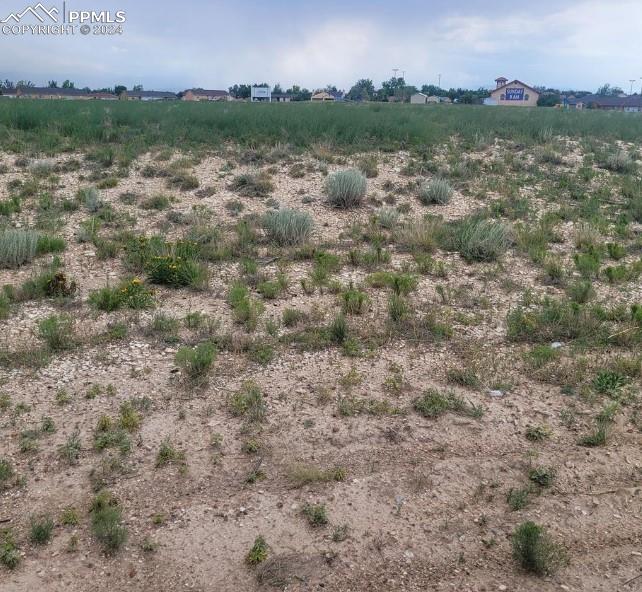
[271,92,293,103]
[489,77,539,107]
[411,93,450,105]
[0,88,18,99]
[16,86,94,100]
[13,87,117,100]
[312,90,344,102]
[90,92,118,101]
[182,88,230,102]
[123,90,177,101]
[574,94,642,112]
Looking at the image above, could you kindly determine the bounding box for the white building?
[251,86,272,102]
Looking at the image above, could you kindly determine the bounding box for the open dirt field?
[1,126,642,591]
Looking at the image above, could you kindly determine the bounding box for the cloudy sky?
[1,0,641,93]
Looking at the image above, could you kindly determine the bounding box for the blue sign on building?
[505,88,524,101]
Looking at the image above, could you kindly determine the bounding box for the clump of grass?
[357,155,378,178]
[394,218,439,253]
[229,381,266,422]
[155,438,186,468]
[506,297,604,344]
[287,464,346,487]
[90,490,128,553]
[418,178,452,205]
[167,171,199,191]
[30,514,54,544]
[367,271,417,295]
[507,487,530,511]
[579,402,618,447]
[528,466,555,488]
[0,229,39,268]
[444,216,511,262]
[282,308,306,327]
[58,430,81,465]
[262,208,313,245]
[146,255,208,289]
[341,284,369,315]
[446,367,480,389]
[0,530,20,569]
[175,342,216,382]
[38,313,75,351]
[246,535,269,565]
[230,172,273,197]
[60,506,80,526]
[89,278,154,311]
[93,415,131,454]
[592,370,627,396]
[228,282,264,331]
[0,458,15,489]
[413,389,483,418]
[512,521,567,575]
[525,425,551,442]
[301,503,328,527]
[141,194,171,210]
[325,169,367,208]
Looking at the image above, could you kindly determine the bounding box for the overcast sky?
[1,0,641,93]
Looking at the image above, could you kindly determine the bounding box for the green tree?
[285,85,311,101]
[228,84,251,99]
[48,80,58,88]
[114,85,127,96]
[61,80,75,89]
[347,79,375,101]
[596,83,623,96]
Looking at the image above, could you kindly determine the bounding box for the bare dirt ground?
[1,142,641,592]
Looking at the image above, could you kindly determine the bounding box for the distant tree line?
[0,80,147,95]
[535,82,628,107]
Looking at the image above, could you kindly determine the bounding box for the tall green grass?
[1,101,641,155]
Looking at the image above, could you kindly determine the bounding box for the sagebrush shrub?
[418,178,452,205]
[325,169,367,208]
[262,208,313,245]
[0,229,39,268]
[604,151,636,173]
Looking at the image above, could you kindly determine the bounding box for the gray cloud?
[0,0,640,92]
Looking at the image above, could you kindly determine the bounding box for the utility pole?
[630,79,636,95]
[438,73,442,88]
[392,68,399,79]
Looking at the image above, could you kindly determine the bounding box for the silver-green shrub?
[325,169,367,208]
[263,208,313,245]
[418,178,452,205]
[0,229,39,268]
